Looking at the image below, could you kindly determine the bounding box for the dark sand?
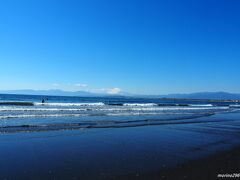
[0,112,240,180]
[122,146,240,180]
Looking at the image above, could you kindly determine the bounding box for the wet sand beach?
[0,111,240,180]
[123,146,240,180]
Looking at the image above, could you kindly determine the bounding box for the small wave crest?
[189,104,213,107]
[123,103,158,107]
[34,102,105,107]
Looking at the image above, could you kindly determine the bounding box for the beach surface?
[0,111,240,180]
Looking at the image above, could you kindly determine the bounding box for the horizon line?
[0,89,240,96]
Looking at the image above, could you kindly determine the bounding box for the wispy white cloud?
[107,88,121,94]
[74,83,88,88]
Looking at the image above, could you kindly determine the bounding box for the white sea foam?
[34,102,105,107]
[0,105,229,112]
[131,107,228,111]
[123,103,158,107]
[0,102,230,120]
[189,104,213,107]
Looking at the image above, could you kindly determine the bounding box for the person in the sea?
[42,99,45,104]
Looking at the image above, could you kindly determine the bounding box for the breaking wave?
[0,100,237,134]
[34,102,105,106]
[189,104,213,107]
[123,103,158,107]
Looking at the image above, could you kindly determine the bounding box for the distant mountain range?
[149,92,240,100]
[0,90,240,100]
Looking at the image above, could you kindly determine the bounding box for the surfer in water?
[42,99,45,104]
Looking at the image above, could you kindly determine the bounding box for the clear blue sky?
[0,0,240,94]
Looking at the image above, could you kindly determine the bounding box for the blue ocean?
[0,94,239,133]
